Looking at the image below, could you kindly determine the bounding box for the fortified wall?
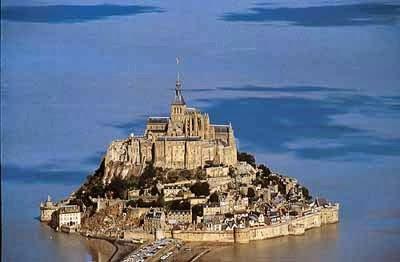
[170,205,339,243]
[172,230,235,242]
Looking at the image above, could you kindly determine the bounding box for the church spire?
[172,57,185,105]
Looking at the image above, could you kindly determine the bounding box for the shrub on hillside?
[237,152,256,167]
[190,182,210,197]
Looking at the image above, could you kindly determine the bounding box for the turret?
[170,75,186,122]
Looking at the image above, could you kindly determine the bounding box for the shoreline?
[39,204,337,261]
[106,240,119,262]
[83,236,139,262]
[107,240,138,262]
[172,242,228,262]
[39,221,138,262]
[40,209,338,262]
[174,222,339,262]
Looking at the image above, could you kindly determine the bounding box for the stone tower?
[171,79,186,119]
[170,78,186,136]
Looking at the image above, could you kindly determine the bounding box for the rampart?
[172,205,339,243]
[172,230,235,242]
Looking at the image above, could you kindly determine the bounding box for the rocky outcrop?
[102,138,145,184]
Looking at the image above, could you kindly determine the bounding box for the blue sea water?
[1,0,400,261]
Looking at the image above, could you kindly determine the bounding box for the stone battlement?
[170,206,339,243]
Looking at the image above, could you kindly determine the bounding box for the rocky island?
[40,76,339,261]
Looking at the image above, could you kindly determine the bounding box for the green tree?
[192,205,203,221]
[209,192,219,203]
[258,164,271,177]
[247,187,256,198]
[228,167,236,177]
[126,176,139,190]
[106,177,128,199]
[278,183,286,196]
[237,152,256,167]
[180,169,192,179]
[90,184,105,198]
[150,185,160,196]
[142,162,156,178]
[302,187,312,200]
[129,198,163,208]
[169,200,191,210]
[139,163,157,188]
[190,182,210,197]
[126,200,136,207]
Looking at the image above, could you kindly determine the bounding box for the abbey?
[103,78,237,182]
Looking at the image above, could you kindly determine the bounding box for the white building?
[54,205,81,229]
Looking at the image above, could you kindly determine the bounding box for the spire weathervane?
[172,57,185,105]
[176,57,181,83]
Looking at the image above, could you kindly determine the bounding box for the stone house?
[143,209,166,234]
[167,210,192,225]
[127,189,141,199]
[248,212,265,227]
[233,196,249,212]
[204,214,224,231]
[223,217,238,231]
[203,205,222,216]
[205,166,229,177]
[53,205,81,229]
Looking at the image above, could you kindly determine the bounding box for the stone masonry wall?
[172,207,339,243]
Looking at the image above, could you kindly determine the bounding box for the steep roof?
[172,79,186,105]
[157,136,201,141]
[148,117,169,124]
[212,124,230,133]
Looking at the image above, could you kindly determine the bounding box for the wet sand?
[173,242,230,262]
[84,238,116,261]
[109,241,139,262]
[84,236,139,262]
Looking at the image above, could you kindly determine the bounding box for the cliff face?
[102,139,145,184]
[74,143,144,207]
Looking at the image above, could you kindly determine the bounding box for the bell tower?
[170,58,186,122]
[171,78,186,121]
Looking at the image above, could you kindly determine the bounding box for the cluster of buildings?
[39,196,81,232]
[134,161,337,236]
[143,208,193,234]
[39,75,339,243]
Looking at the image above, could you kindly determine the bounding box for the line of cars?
[121,238,175,262]
[160,251,173,261]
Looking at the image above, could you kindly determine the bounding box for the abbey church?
[103,77,237,182]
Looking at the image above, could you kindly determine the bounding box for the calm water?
[1,181,115,261]
[1,0,400,261]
